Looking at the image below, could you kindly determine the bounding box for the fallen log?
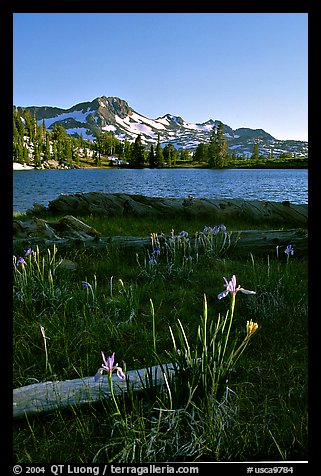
[108,228,308,257]
[13,214,101,241]
[13,219,308,257]
[226,228,308,257]
[13,363,175,419]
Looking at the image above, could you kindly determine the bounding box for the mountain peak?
[15,96,308,158]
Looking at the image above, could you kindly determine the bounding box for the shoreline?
[13,163,308,171]
[13,162,35,171]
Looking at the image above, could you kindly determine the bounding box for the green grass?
[14,210,295,237]
[13,216,308,463]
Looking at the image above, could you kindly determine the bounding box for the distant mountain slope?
[15,96,308,158]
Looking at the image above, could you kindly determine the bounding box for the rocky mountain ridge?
[15,96,308,158]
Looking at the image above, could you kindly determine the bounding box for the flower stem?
[108,374,121,415]
[221,293,236,364]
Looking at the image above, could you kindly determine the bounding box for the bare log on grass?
[107,228,308,256]
[13,215,308,257]
[13,363,175,419]
[226,228,308,257]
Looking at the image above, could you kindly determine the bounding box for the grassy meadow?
[13,213,308,463]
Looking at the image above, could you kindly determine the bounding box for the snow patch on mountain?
[40,109,93,129]
[65,127,94,140]
[131,112,166,130]
[102,124,116,132]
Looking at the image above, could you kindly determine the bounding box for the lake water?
[13,167,308,213]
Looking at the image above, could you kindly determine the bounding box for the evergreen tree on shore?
[252,142,259,160]
[154,134,164,167]
[148,144,156,167]
[163,143,176,167]
[208,122,227,168]
[194,143,208,163]
[131,135,145,168]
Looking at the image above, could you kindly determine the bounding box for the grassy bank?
[14,210,298,236]
[13,215,308,463]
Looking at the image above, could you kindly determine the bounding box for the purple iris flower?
[82,281,92,289]
[24,248,35,256]
[284,244,294,256]
[148,249,158,266]
[17,257,27,266]
[94,351,125,382]
[203,224,226,235]
[217,275,256,300]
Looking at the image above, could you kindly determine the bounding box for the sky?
[13,13,308,141]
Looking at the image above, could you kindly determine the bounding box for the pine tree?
[163,143,175,167]
[147,144,156,167]
[92,138,101,166]
[73,148,80,166]
[71,138,80,166]
[252,142,259,160]
[115,141,124,159]
[23,109,36,143]
[64,140,73,166]
[33,141,42,167]
[155,134,164,167]
[208,122,227,168]
[56,139,64,165]
[123,141,132,162]
[78,133,84,149]
[231,150,237,162]
[131,135,145,168]
[13,108,25,136]
[39,119,46,145]
[179,148,191,162]
[23,144,30,164]
[51,124,68,142]
[194,143,208,163]
[52,141,58,162]
[44,134,51,162]
[13,138,24,163]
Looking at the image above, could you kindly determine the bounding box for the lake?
[13,167,308,213]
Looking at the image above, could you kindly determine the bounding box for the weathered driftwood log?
[108,228,308,257]
[225,228,308,256]
[13,363,175,419]
[13,215,308,257]
[13,214,101,241]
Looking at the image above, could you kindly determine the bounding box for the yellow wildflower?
[246,319,259,337]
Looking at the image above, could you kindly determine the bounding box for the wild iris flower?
[217,275,256,300]
[24,248,35,256]
[284,244,294,256]
[94,351,125,382]
[82,281,92,290]
[203,224,227,235]
[148,250,157,266]
[17,256,27,266]
[82,280,95,301]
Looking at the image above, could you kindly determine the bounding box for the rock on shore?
[13,162,34,170]
[28,192,308,227]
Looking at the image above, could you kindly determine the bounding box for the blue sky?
[13,13,308,141]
